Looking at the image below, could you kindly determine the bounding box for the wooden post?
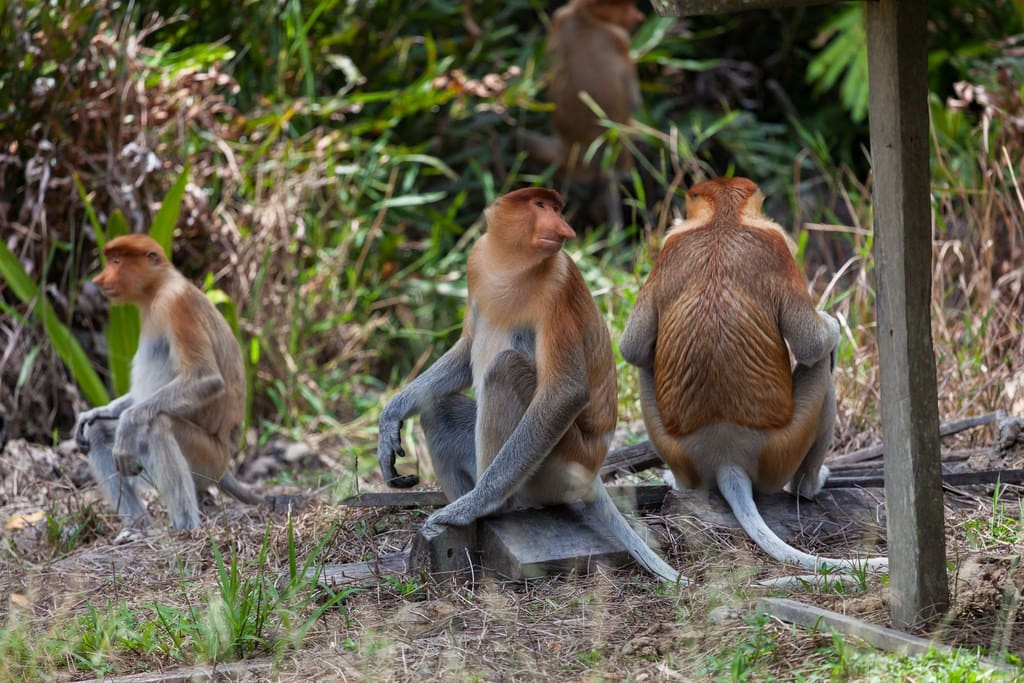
[865,0,948,626]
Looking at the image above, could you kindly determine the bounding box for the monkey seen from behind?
[620,176,888,573]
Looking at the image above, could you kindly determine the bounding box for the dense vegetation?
[1,0,1022,465]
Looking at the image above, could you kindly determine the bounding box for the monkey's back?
[652,224,795,437]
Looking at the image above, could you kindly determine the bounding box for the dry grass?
[1,434,1021,681]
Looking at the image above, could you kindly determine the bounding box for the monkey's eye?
[111,257,121,264]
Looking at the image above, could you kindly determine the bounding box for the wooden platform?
[324,482,895,588]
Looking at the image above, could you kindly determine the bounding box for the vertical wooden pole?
[865,0,948,627]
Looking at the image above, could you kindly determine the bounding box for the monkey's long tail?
[715,465,889,573]
[588,481,691,585]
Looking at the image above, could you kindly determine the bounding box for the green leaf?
[0,241,110,406]
[149,163,190,256]
[106,304,139,396]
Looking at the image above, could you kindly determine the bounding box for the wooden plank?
[317,550,410,589]
[600,441,661,479]
[827,468,1024,490]
[605,410,1000,479]
[759,598,1016,672]
[409,520,478,576]
[652,0,837,16]
[662,487,886,545]
[344,485,670,511]
[477,506,630,580]
[866,0,948,627]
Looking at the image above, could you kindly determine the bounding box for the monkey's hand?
[421,499,476,537]
[112,412,145,477]
[73,410,97,452]
[377,406,420,488]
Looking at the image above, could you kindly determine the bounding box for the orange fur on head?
[93,235,172,307]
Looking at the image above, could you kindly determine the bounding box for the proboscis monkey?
[378,188,688,584]
[74,234,282,530]
[620,177,888,573]
[521,0,644,229]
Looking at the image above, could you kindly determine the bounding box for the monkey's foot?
[113,527,144,545]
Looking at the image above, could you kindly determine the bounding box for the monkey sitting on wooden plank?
[621,177,888,573]
[75,234,296,530]
[378,188,688,583]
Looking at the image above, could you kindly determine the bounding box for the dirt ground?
[1,436,1022,682]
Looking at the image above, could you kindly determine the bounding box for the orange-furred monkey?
[378,188,687,583]
[620,177,888,573]
[522,0,644,228]
[74,234,269,530]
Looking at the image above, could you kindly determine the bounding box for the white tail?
[716,465,888,573]
[588,480,691,585]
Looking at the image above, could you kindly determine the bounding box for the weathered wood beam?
[759,598,1015,673]
[827,468,1024,490]
[866,0,948,627]
[344,485,670,511]
[604,410,1000,479]
[652,0,840,16]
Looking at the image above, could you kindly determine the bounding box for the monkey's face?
[93,259,133,304]
[531,203,576,255]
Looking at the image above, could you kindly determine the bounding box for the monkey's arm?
[424,355,589,530]
[113,369,226,457]
[619,289,658,369]
[781,301,840,367]
[377,337,473,487]
[74,395,135,449]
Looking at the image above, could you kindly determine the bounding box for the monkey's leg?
[84,417,150,526]
[477,349,536,466]
[785,357,836,499]
[420,394,478,501]
[601,176,624,229]
[140,414,202,530]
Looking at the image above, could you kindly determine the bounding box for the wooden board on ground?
[409,504,633,581]
[344,485,671,511]
[662,487,887,546]
[758,598,1015,672]
[317,549,411,589]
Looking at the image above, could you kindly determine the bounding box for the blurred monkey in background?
[520,0,645,229]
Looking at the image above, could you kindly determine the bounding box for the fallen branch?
[830,411,1005,466]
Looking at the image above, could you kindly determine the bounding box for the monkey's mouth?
[537,237,565,250]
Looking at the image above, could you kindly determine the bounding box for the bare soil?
[1,437,1022,681]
